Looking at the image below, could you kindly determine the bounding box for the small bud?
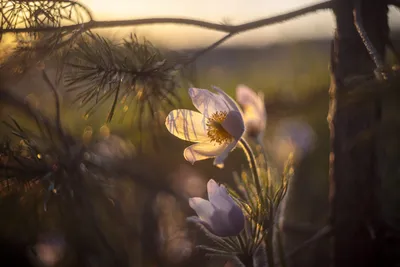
[188,179,244,237]
[236,85,267,139]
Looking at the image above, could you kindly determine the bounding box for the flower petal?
[208,201,244,237]
[207,180,236,212]
[221,110,245,140]
[236,84,265,117]
[212,86,243,113]
[165,109,208,142]
[184,142,227,164]
[206,179,220,200]
[188,87,230,118]
[188,197,215,225]
[236,85,267,137]
[218,185,238,206]
[243,109,266,138]
[227,203,245,235]
[213,140,238,168]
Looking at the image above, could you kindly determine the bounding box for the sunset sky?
[84,0,400,48]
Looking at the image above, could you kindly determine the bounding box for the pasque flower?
[188,179,245,237]
[235,84,267,139]
[165,86,245,167]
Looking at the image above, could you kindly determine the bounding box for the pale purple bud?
[188,179,245,237]
[235,85,267,139]
[277,119,315,154]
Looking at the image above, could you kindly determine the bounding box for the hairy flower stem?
[256,135,270,196]
[239,138,263,202]
[256,135,268,165]
[243,137,276,267]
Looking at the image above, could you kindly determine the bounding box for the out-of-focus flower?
[236,84,267,139]
[155,193,194,264]
[272,119,316,163]
[34,234,65,267]
[92,134,136,160]
[188,179,245,237]
[171,164,206,198]
[99,124,111,139]
[165,86,245,168]
[84,134,136,169]
[82,126,93,145]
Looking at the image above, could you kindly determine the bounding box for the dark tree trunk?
[328,0,389,266]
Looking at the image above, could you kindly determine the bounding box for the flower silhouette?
[188,179,245,237]
[165,86,245,168]
[235,84,267,139]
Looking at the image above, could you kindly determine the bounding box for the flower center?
[206,111,233,144]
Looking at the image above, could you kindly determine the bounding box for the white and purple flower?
[165,86,245,168]
[188,179,245,237]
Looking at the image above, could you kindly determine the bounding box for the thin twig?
[182,33,235,66]
[0,89,58,141]
[272,225,331,266]
[280,221,321,233]
[353,0,385,71]
[2,1,332,35]
[41,70,70,155]
[285,225,331,259]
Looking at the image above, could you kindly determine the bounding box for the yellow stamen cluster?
[206,111,233,144]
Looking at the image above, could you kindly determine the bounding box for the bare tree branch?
[2,1,332,35]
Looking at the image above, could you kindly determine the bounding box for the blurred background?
[1,1,400,267]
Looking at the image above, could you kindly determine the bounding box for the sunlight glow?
[85,0,336,47]
[1,0,399,49]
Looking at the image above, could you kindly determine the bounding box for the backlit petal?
[213,141,238,168]
[188,197,215,225]
[165,109,208,142]
[184,142,228,164]
[188,87,230,118]
[243,107,266,137]
[236,85,267,136]
[236,85,265,118]
[212,86,243,113]
[221,110,245,140]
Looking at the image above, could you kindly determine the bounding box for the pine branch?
[41,69,70,155]
[63,32,180,124]
[0,1,91,77]
[1,0,92,36]
[0,85,184,200]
